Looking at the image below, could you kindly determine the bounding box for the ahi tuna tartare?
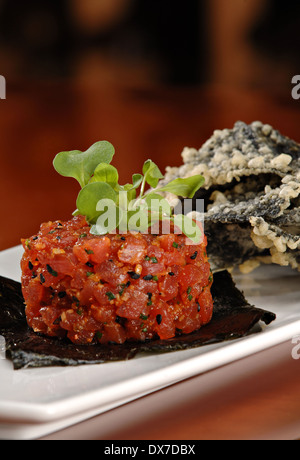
[20,141,214,345]
[21,216,213,345]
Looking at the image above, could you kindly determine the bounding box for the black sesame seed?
[147,292,153,300]
[32,236,38,241]
[197,302,201,312]
[53,316,61,325]
[128,271,140,280]
[72,296,80,307]
[168,272,175,276]
[46,264,58,277]
[190,251,198,260]
[86,262,94,268]
[115,316,126,326]
[40,274,46,284]
[120,237,126,241]
[58,291,67,299]
[143,274,153,281]
[28,261,33,270]
[156,314,162,325]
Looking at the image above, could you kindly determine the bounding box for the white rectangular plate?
[0,246,299,439]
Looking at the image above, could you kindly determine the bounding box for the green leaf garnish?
[53,141,115,188]
[76,182,117,225]
[144,193,172,216]
[157,175,205,198]
[142,160,164,189]
[90,204,123,235]
[132,174,143,190]
[53,141,205,242]
[90,163,119,189]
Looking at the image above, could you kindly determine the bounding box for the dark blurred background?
[1,0,300,250]
[1,0,300,88]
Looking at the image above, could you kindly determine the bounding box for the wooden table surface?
[1,81,300,440]
[40,341,300,441]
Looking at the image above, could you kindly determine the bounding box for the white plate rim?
[0,246,299,431]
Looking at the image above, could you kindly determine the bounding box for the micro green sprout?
[53,141,205,243]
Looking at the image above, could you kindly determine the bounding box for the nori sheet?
[0,272,276,369]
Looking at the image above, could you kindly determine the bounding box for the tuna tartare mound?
[21,216,213,345]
